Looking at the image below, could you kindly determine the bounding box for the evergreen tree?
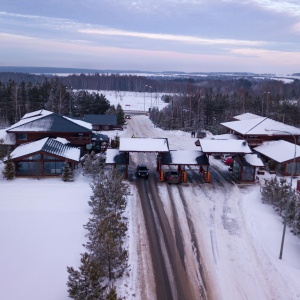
[67,252,106,300]
[291,196,300,236]
[62,161,75,182]
[82,154,104,179]
[105,286,121,300]
[115,104,125,126]
[85,169,130,280]
[2,153,15,180]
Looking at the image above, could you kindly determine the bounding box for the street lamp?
[146,85,153,110]
[265,129,297,259]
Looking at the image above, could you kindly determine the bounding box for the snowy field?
[87,90,170,112]
[1,103,300,299]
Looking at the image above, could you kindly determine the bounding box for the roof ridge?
[245,117,268,135]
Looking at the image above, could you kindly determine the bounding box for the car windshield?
[138,166,147,170]
[169,172,179,177]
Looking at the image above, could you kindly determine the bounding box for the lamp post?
[143,89,145,113]
[265,129,297,259]
[146,85,153,111]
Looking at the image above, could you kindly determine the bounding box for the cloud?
[251,0,300,16]
[79,28,267,47]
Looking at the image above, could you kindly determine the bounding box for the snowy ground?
[1,114,300,299]
[88,90,170,112]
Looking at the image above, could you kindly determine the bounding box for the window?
[15,161,42,176]
[17,133,27,140]
[22,154,41,160]
[44,161,64,175]
[44,155,56,160]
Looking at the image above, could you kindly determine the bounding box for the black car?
[125,114,132,119]
[136,164,149,178]
[196,131,206,138]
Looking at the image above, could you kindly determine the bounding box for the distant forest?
[0,72,299,133]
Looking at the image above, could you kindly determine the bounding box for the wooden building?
[9,137,80,177]
[83,114,121,131]
[6,110,93,151]
[254,140,300,176]
[221,114,300,147]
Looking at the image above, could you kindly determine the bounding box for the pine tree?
[2,153,15,180]
[115,103,125,126]
[291,195,300,236]
[85,169,129,280]
[67,252,106,300]
[62,161,75,182]
[83,154,104,179]
[105,286,121,300]
[87,212,128,280]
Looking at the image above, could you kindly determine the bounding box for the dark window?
[44,161,64,175]
[44,155,56,160]
[22,154,41,160]
[17,133,27,140]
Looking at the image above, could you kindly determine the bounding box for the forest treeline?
[0,72,300,133]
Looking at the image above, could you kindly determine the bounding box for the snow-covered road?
[124,115,300,300]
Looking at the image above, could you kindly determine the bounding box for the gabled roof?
[221,117,300,136]
[6,110,92,133]
[84,114,117,125]
[254,140,300,163]
[199,139,252,154]
[10,137,80,162]
[233,113,262,121]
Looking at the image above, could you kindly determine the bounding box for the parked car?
[125,115,132,119]
[165,171,181,184]
[136,164,149,178]
[196,131,206,138]
[223,156,233,165]
[221,154,231,160]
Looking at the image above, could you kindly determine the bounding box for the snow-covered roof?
[22,109,53,120]
[199,139,252,154]
[105,149,128,164]
[254,140,300,163]
[6,110,92,132]
[212,134,238,140]
[63,116,92,130]
[244,153,264,167]
[221,117,300,136]
[6,109,53,130]
[233,113,262,121]
[119,138,169,152]
[161,150,208,165]
[10,137,80,162]
[0,129,16,145]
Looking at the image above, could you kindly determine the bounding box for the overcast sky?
[1,0,300,74]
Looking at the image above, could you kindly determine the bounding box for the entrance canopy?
[161,150,209,165]
[199,139,252,154]
[119,137,169,152]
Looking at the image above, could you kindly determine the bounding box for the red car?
[223,157,233,165]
